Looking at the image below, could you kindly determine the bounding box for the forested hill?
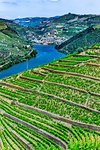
[55,24,100,54]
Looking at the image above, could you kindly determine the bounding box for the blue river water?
[0,45,66,79]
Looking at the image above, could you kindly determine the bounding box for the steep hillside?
[32,13,100,45]
[56,25,100,54]
[0,22,7,30]
[11,14,100,46]
[12,16,60,27]
[0,18,40,44]
[0,43,100,150]
[0,20,37,71]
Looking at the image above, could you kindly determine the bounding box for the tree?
[77,47,84,53]
[31,49,38,57]
[12,44,14,48]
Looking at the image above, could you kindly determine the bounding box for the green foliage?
[0,22,7,30]
[57,26,100,54]
[31,49,38,56]
[77,47,84,53]
[0,19,38,71]
[0,36,100,150]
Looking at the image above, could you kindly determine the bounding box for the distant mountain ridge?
[12,16,60,27]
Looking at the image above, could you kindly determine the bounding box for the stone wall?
[42,67,100,81]
[16,102,100,132]
[4,113,67,150]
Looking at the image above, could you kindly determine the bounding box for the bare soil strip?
[73,54,100,58]
[13,102,100,132]
[42,67,100,81]
[0,82,99,114]
[4,113,67,150]
[86,63,100,67]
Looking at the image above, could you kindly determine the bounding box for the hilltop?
[0,19,37,71]
[0,42,100,150]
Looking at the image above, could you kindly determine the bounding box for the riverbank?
[0,48,37,72]
[0,45,65,79]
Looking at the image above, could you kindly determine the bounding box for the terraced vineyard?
[0,43,100,150]
[0,20,37,71]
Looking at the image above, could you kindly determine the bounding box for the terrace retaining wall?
[30,70,47,77]
[15,102,100,132]
[45,81,100,97]
[74,54,100,58]
[36,91,100,114]
[11,130,32,150]
[20,76,44,83]
[4,113,67,150]
[0,81,99,114]
[19,76,100,96]
[48,63,75,68]
[86,63,100,67]
[42,67,100,81]
[0,82,35,93]
[59,60,83,63]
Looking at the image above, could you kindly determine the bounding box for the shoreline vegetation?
[0,20,38,72]
[0,43,92,72]
[0,48,37,72]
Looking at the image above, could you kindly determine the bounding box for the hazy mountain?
[12,16,60,27]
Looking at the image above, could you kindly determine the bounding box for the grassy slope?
[0,43,100,150]
[0,18,38,43]
[0,22,7,30]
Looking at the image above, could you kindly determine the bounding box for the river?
[0,45,66,79]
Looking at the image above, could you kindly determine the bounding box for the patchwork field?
[0,43,100,150]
